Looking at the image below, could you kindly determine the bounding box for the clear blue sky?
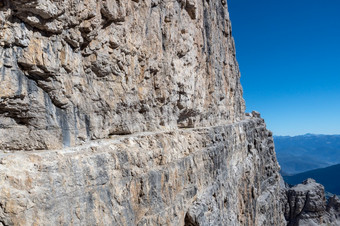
[228,0,340,136]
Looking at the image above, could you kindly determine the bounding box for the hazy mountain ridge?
[284,163,340,195]
[274,134,340,174]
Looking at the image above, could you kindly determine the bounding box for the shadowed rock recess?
[0,0,286,225]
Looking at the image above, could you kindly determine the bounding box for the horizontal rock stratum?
[0,0,288,225]
[0,116,284,225]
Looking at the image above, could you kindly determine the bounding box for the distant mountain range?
[274,134,340,175]
[283,163,340,195]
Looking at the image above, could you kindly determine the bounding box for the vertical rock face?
[0,0,244,150]
[0,0,285,225]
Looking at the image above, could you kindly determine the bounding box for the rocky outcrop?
[327,195,340,223]
[282,178,340,226]
[1,0,286,225]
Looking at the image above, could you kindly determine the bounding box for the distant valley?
[275,134,340,195]
[274,134,340,175]
[284,164,340,195]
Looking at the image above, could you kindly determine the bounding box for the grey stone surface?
[0,117,285,225]
[282,178,340,226]
[0,0,245,150]
[0,0,310,225]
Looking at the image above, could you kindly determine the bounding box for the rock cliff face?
[0,115,284,225]
[1,0,285,225]
[0,0,244,150]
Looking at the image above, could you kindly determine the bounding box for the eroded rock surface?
[282,178,340,226]
[1,0,244,150]
[0,116,285,225]
[1,0,287,225]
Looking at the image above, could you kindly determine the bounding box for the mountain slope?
[274,134,340,174]
[284,163,340,195]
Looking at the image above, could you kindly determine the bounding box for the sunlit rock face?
[281,179,340,226]
[0,0,286,225]
[0,116,284,225]
[0,0,245,150]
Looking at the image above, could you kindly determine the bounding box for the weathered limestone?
[1,0,244,150]
[0,116,284,225]
[281,179,340,226]
[0,0,288,225]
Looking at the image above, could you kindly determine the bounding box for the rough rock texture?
[1,0,286,225]
[0,0,244,150]
[282,178,340,226]
[0,115,284,225]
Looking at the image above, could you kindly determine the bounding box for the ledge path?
[0,117,284,225]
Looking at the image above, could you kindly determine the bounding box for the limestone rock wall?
[0,116,284,225]
[0,0,244,150]
[0,0,286,225]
